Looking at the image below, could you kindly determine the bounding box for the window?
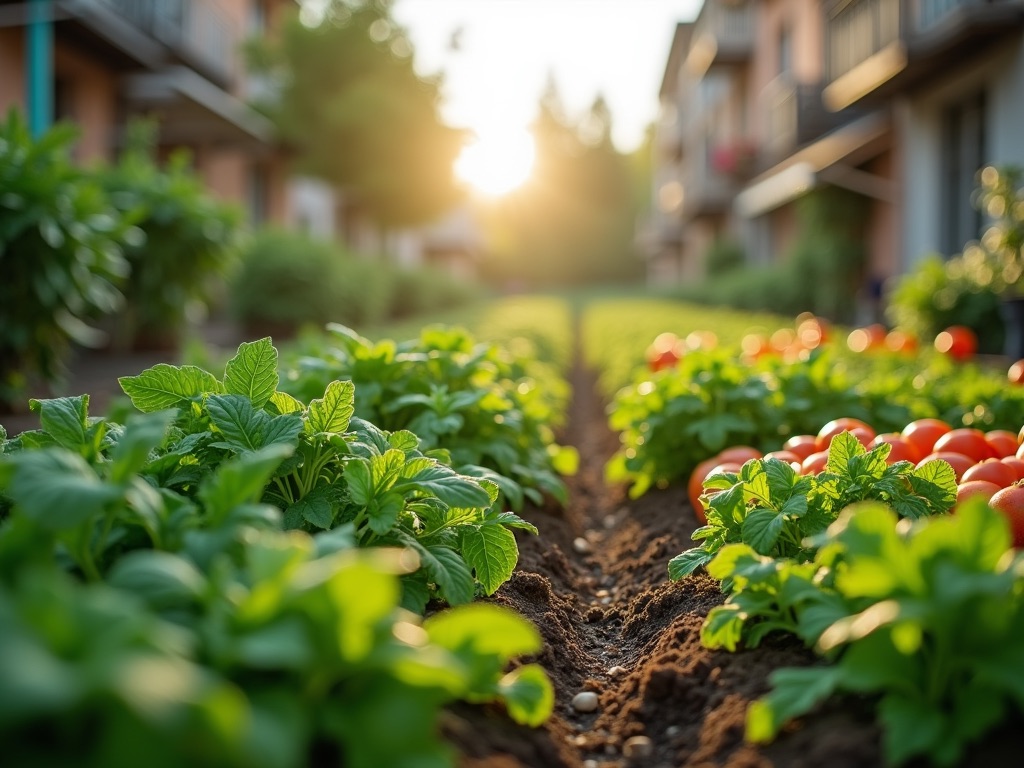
[778,23,792,76]
[941,91,986,256]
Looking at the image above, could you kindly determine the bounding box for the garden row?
[584,298,1024,765]
[0,298,575,768]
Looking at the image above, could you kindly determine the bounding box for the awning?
[736,111,892,218]
[123,66,275,148]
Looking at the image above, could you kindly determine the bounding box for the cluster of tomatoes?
[689,417,1024,546]
[645,330,719,372]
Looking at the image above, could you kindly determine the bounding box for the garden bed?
[452,353,1020,768]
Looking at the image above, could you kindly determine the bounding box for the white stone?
[571,691,600,713]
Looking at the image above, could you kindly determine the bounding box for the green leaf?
[877,693,945,766]
[345,459,373,506]
[1,449,122,529]
[825,431,865,475]
[701,604,746,651]
[223,338,279,409]
[367,491,404,535]
[416,542,475,605]
[199,443,294,522]
[499,664,555,727]
[742,509,785,554]
[459,524,518,595]
[207,395,303,454]
[668,547,714,580]
[746,666,842,743]
[110,410,176,484]
[306,380,355,435]
[425,602,542,659]
[285,485,336,530]
[106,550,206,609]
[119,364,223,411]
[268,390,305,415]
[395,461,492,510]
[28,396,88,450]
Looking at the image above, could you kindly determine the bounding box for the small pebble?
[571,691,600,713]
[665,725,680,737]
[623,735,653,760]
[600,596,612,605]
[603,514,618,529]
[573,537,592,554]
[595,588,610,598]
[607,665,627,677]
[583,761,599,768]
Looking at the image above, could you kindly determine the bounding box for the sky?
[390,0,702,154]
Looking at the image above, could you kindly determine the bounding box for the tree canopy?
[253,0,464,228]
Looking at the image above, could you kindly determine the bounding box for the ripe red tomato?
[901,418,953,458]
[934,326,977,360]
[956,479,1001,507]
[801,450,830,475]
[885,330,918,354]
[1002,457,1024,481]
[1008,359,1024,385]
[717,445,763,465]
[988,483,1024,547]
[764,450,803,470]
[917,451,975,482]
[847,324,887,353]
[961,459,1017,489]
[783,434,819,461]
[870,433,923,464]
[688,457,723,524]
[933,428,997,462]
[816,418,875,452]
[985,430,1019,458]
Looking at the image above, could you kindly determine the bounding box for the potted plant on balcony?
[710,139,758,178]
[972,165,1024,358]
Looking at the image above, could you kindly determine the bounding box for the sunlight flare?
[454,127,536,196]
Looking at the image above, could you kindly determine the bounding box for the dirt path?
[446,326,886,768]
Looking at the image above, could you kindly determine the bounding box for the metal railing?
[827,0,902,81]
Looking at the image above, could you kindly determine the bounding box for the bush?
[704,237,745,278]
[885,253,1004,354]
[101,136,242,351]
[0,111,133,410]
[388,264,478,318]
[675,262,809,317]
[230,229,395,334]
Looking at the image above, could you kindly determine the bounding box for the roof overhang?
[123,66,275,148]
[736,111,892,218]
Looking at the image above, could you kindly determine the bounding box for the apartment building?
[647,0,1024,295]
[0,0,303,227]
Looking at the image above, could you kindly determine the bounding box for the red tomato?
[797,317,828,349]
[1017,440,1024,461]
[801,450,830,475]
[933,428,997,462]
[847,324,888,353]
[870,433,923,464]
[816,418,875,452]
[646,332,684,372]
[988,483,1024,547]
[985,430,1019,458]
[689,458,723,524]
[961,459,1017,489]
[934,326,977,360]
[917,451,975,482]
[717,445,763,465]
[783,434,819,461]
[901,418,953,459]
[956,480,1001,507]
[764,450,803,470]
[1002,457,1024,481]
[885,330,918,354]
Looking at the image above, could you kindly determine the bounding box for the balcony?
[685,0,755,77]
[763,77,858,159]
[824,0,1024,110]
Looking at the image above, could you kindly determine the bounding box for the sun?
[454,127,536,197]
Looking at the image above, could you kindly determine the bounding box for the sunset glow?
[454,127,536,196]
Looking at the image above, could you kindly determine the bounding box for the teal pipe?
[26,0,53,137]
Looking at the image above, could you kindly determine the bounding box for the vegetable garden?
[4,292,1024,767]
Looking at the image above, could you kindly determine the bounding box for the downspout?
[26,0,53,137]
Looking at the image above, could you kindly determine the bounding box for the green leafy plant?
[0,110,134,409]
[101,138,241,350]
[668,433,957,579]
[283,324,577,510]
[746,500,1024,767]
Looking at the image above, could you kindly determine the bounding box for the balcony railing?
[826,0,902,83]
[96,0,238,86]
[764,77,855,157]
[688,0,755,73]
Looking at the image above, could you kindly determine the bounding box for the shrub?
[0,111,133,410]
[704,237,745,278]
[229,229,395,334]
[101,134,242,351]
[388,264,478,318]
[886,253,1004,354]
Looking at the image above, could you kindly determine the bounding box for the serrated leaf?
[306,380,355,435]
[459,524,518,595]
[701,604,746,651]
[28,396,88,450]
[284,486,335,530]
[415,541,475,605]
[110,410,176,484]
[268,390,305,415]
[499,664,555,727]
[371,449,406,492]
[223,338,278,409]
[825,431,866,475]
[345,459,372,506]
[394,461,492,510]
[742,508,786,554]
[388,430,421,453]
[367,491,404,535]
[668,547,714,580]
[207,395,302,454]
[490,511,538,535]
[198,443,294,522]
[120,364,223,412]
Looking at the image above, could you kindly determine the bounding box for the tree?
[252,0,464,228]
